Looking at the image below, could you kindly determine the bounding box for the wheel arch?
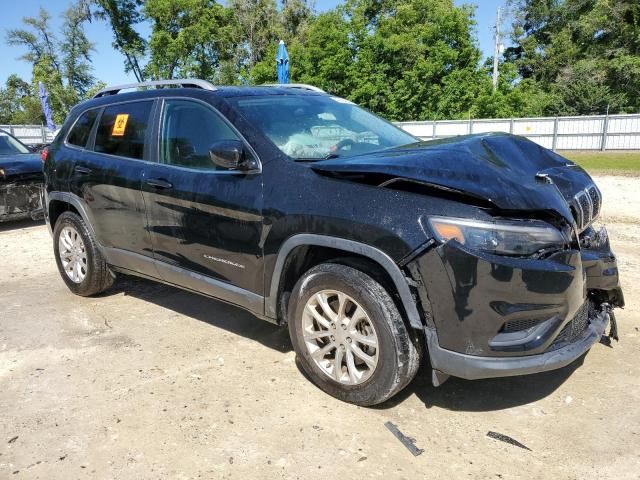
[47,192,97,238]
[266,234,423,330]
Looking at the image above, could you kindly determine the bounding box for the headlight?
[429,216,567,257]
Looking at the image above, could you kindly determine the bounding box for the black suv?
[43,80,624,405]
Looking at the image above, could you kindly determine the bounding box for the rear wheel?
[288,263,421,406]
[53,211,114,296]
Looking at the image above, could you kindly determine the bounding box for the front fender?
[265,234,423,329]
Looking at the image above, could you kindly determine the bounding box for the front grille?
[571,184,601,231]
[547,300,597,351]
[588,185,601,219]
[501,318,542,333]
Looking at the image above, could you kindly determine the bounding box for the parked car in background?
[42,80,624,406]
[0,129,44,222]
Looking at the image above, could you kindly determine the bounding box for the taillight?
[41,148,49,162]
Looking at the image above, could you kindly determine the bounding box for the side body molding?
[266,234,423,329]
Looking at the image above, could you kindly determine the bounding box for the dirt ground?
[1,175,639,480]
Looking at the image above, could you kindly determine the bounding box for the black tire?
[288,263,421,406]
[53,211,114,296]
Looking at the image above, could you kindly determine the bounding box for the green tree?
[90,0,147,81]
[61,2,95,96]
[240,0,315,84]
[0,75,42,124]
[276,0,486,121]
[547,61,627,115]
[280,0,315,41]
[229,0,279,70]
[471,63,551,118]
[4,3,98,124]
[505,0,640,114]
[6,8,69,123]
[279,9,353,97]
[7,8,61,73]
[144,0,238,82]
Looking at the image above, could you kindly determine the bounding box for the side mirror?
[209,139,258,172]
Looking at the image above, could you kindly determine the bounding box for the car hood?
[311,133,593,222]
[0,153,43,180]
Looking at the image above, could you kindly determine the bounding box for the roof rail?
[93,79,216,98]
[262,83,326,93]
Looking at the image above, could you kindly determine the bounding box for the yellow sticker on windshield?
[112,114,129,136]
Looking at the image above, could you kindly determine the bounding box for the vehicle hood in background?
[0,153,43,181]
[311,133,592,221]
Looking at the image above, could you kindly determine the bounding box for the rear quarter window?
[94,101,153,160]
[67,109,98,148]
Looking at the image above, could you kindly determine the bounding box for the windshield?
[229,95,417,160]
[0,132,30,155]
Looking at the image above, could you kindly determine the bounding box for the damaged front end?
[407,219,623,385]
[0,175,44,222]
[311,132,624,385]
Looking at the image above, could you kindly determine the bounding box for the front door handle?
[145,178,173,190]
[74,166,92,175]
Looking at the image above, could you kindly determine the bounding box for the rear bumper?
[425,305,609,380]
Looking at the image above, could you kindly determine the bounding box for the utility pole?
[492,6,502,92]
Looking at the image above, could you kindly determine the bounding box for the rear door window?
[67,109,98,148]
[94,101,153,160]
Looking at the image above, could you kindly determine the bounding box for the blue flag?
[38,82,56,131]
[276,40,289,84]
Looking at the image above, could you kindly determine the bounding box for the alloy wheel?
[58,226,88,284]
[302,290,379,385]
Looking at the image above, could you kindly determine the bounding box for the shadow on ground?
[105,274,585,412]
[104,274,292,354]
[377,356,584,412]
[0,218,44,233]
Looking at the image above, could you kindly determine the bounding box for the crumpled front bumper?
[424,303,610,380]
[408,225,623,381]
[0,182,43,222]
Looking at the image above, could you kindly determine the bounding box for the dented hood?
[0,153,43,181]
[311,133,592,221]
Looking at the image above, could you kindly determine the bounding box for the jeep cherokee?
[43,80,624,406]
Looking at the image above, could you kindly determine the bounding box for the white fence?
[4,113,640,150]
[0,125,56,146]
[397,113,640,150]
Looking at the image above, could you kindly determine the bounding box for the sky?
[0,0,504,87]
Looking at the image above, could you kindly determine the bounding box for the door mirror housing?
[209,140,258,172]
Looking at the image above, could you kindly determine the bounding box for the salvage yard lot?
[1,175,639,479]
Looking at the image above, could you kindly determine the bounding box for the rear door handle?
[145,178,173,190]
[74,166,92,175]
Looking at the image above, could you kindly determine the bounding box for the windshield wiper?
[293,157,323,162]
[324,152,340,160]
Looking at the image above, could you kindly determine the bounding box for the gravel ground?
[1,175,639,479]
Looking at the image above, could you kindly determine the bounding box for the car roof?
[212,86,326,97]
[69,84,327,117]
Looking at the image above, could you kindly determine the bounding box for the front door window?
[160,100,240,170]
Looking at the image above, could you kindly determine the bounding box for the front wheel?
[288,263,421,406]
